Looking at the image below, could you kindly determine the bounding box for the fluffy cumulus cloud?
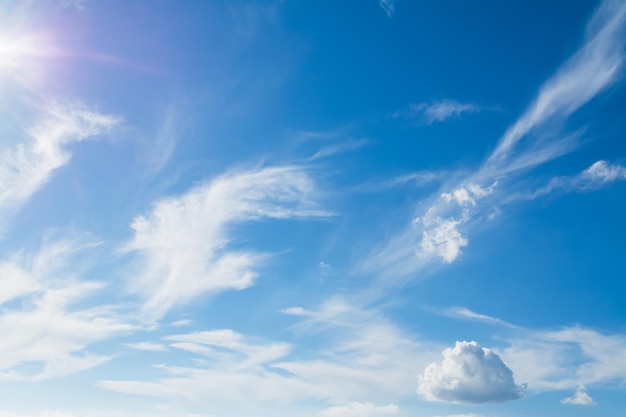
[123,165,328,319]
[418,341,525,403]
[320,402,398,417]
[561,386,596,405]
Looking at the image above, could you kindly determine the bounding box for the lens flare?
[0,5,60,93]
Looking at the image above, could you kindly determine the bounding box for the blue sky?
[0,0,625,416]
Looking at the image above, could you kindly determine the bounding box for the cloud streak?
[391,100,484,125]
[367,0,626,278]
[0,101,120,229]
[0,233,134,380]
[100,297,440,409]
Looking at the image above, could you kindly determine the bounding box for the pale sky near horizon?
[0,1,625,416]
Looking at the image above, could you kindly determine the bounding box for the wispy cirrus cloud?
[310,138,369,160]
[501,326,626,392]
[486,0,626,167]
[435,306,518,328]
[390,100,485,125]
[122,165,330,320]
[100,297,440,410]
[0,101,120,230]
[367,0,626,277]
[378,0,399,18]
[0,233,134,381]
[144,99,192,174]
[515,160,626,201]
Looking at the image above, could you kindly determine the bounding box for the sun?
[0,2,59,94]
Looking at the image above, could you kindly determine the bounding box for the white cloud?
[0,101,120,228]
[561,386,596,405]
[144,99,193,174]
[391,100,483,125]
[100,297,440,407]
[122,165,329,319]
[0,234,135,380]
[419,217,467,264]
[379,0,399,18]
[501,326,626,391]
[320,402,398,417]
[487,0,626,166]
[569,159,626,190]
[368,0,626,279]
[517,160,626,200]
[436,308,626,393]
[166,329,292,367]
[310,138,369,160]
[438,307,516,328]
[170,319,193,327]
[418,341,525,403]
[126,342,168,352]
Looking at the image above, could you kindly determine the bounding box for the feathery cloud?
[379,0,399,18]
[368,0,626,279]
[0,101,120,229]
[123,165,329,319]
[100,297,439,407]
[391,100,483,125]
[311,138,369,160]
[0,234,134,380]
[522,160,626,199]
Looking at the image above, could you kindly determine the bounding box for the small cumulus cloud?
[418,341,525,403]
[561,386,596,405]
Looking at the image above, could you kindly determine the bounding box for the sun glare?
[1,30,56,85]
